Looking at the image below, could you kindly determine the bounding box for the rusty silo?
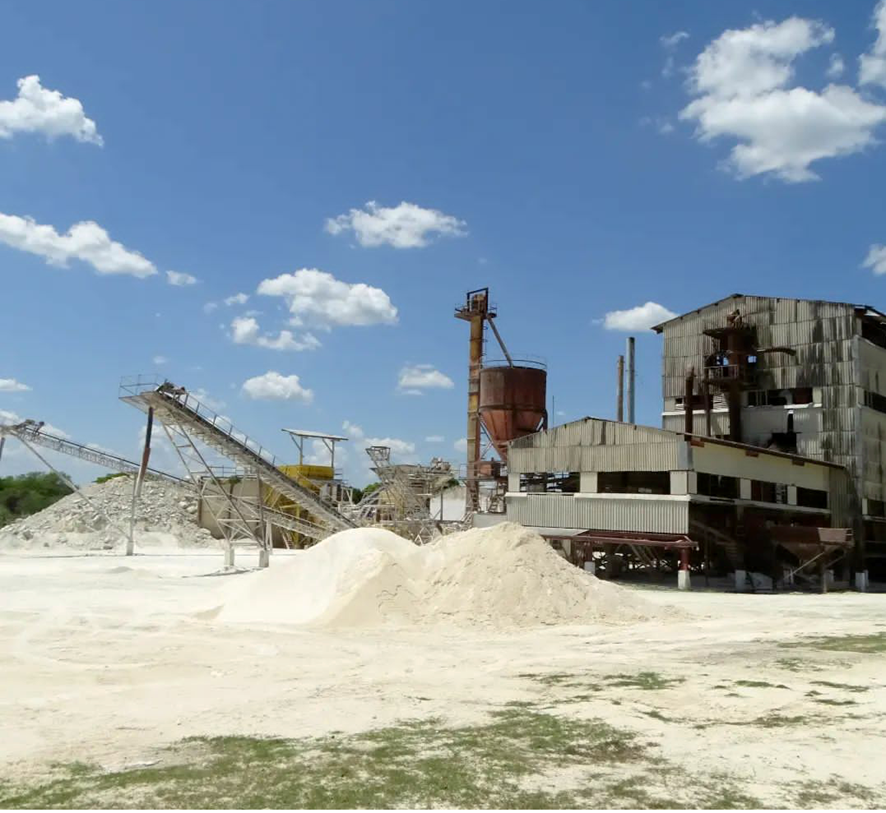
[479,363,547,462]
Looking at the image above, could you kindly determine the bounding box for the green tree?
[0,472,74,528]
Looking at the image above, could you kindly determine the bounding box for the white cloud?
[341,419,415,464]
[454,438,468,453]
[0,213,156,277]
[603,302,678,331]
[860,0,886,88]
[325,200,467,248]
[679,16,886,182]
[863,244,886,275]
[640,116,676,135]
[0,378,30,392]
[425,435,445,443]
[661,31,689,49]
[257,268,398,329]
[166,270,198,286]
[0,75,102,145]
[230,316,321,352]
[0,410,69,438]
[151,355,168,366]
[827,53,845,79]
[241,371,314,403]
[203,302,219,314]
[398,364,455,391]
[190,388,226,412]
[224,292,249,306]
[661,30,690,77]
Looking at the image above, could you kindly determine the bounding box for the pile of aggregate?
[217,522,660,628]
[0,475,216,551]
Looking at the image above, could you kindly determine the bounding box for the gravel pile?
[0,475,216,552]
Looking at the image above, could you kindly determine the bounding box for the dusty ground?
[1,549,885,807]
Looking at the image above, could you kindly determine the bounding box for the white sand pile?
[218,522,656,628]
[0,475,215,552]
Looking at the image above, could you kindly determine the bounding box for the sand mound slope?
[218,523,656,628]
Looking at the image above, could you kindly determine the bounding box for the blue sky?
[2,0,886,485]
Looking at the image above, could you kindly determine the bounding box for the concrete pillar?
[670,471,689,495]
[735,569,747,592]
[224,544,235,568]
[787,486,798,507]
[678,547,691,590]
[583,559,596,575]
[739,479,752,500]
[580,472,598,493]
[258,548,270,569]
[855,570,869,592]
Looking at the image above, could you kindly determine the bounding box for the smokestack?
[616,355,625,422]
[625,337,636,424]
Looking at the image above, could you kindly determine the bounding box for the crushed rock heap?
[218,522,657,628]
[0,475,215,551]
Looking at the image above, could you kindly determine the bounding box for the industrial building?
[485,294,886,591]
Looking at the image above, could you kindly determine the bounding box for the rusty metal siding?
[507,494,690,534]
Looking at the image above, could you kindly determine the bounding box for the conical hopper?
[478,364,547,462]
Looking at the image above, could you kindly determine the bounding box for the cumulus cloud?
[398,364,455,391]
[224,292,249,306]
[166,270,198,286]
[860,0,886,88]
[341,419,415,463]
[602,302,678,331]
[827,53,846,79]
[257,268,398,329]
[425,435,445,443]
[241,371,314,403]
[0,378,30,392]
[0,213,156,277]
[0,75,102,145]
[152,355,168,365]
[863,244,886,275]
[231,316,321,352]
[0,408,68,438]
[679,16,886,182]
[325,201,467,248]
[454,438,468,453]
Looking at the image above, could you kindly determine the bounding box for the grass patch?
[810,680,870,693]
[812,697,857,707]
[774,657,823,673]
[795,778,878,807]
[604,671,685,691]
[782,632,886,654]
[734,680,790,689]
[0,707,657,809]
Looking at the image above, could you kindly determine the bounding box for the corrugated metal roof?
[651,294,885,333]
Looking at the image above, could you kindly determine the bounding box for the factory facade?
[503,294,886,588]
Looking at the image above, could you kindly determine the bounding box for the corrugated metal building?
[505,417,851,586]
[653,294,886,579]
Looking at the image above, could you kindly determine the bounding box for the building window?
[751,480,788,504]
[864,390,886,415]
[597,471,671,495]
[796,487,828,510]
[696,472,738,499]
[519,472,579,494]
[747,387,813,407]
[867,498,886,518]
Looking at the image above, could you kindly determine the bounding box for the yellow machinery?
[265,463,336,547]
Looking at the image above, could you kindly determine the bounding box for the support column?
[855,570,869,592]
[258,548,270,569]
[677,547,691,591]
[734,569,747,592]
